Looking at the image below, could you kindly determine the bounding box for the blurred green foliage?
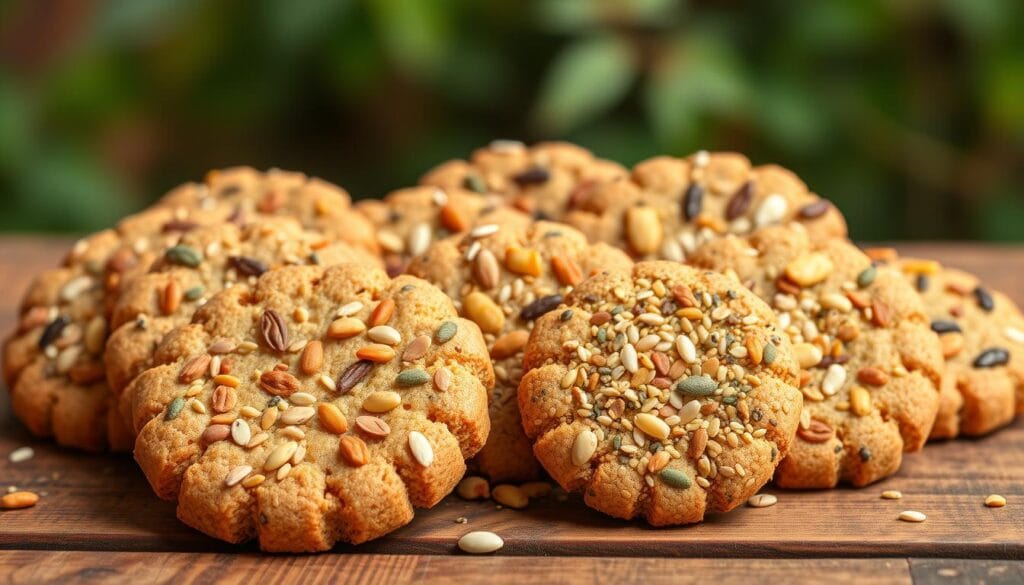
[0,0,1022,240]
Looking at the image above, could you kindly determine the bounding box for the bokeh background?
[1,0,1022,240]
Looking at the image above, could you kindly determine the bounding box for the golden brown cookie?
[518,261,802,524]
[105,216,381,432]
[127,264,493,552]
[420,140,627,222]
[2,168,375,452]
[407,219,633,482]
[689,225,943,488]
[885,255,1024,438]
[356,185,527,276]
[564,151,847,260]
[157,166,378,254]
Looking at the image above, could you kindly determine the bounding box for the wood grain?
[0,551,917,585]
[1,239,1023,566]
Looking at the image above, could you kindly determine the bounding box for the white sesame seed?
[337,301,364,318]
[821,364,847,396]
[754,194,788,227]
[898,510,926,523]
[621,343,638,373]
[225,465,252,487]
[9,447,34,463]
[458,530,504,554]
[470,224,499,238]
[408,431,434,467]
[1005,327,1024,344]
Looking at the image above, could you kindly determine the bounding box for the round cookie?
[518,261,802,525]
[406,219,633,482]
[3,169,374,452]
[689,225,943,488]
[563,151,847,260]
[127,264,493,552]
[420,140,627,222]
[885,255,1024,438]
[356,185,525,276]
[105,216,382,430]
[157,166,378,254]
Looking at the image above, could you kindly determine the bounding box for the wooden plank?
[1,240,1023,559]
[909,558,1024,585]
[2,413,1023,557]
[0,551,915,585]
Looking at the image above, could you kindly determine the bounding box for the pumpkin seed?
[458,531,503,554]
[165,245,201,267]
[165,397,185,421]
[856,265,877,288]
[676,375,716,397]
[435,321,458,343]
[396,368,431,387]
[659,468,692,489]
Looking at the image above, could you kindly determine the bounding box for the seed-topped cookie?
[356,185,528,276]
[563,151,847,260]
[518,261,802,525]
[127,264,493,552]
[689,225,943,488]
[881,253,1024,438]
[157,166,378,254]
[406,219,633,482]
[3,169,375,452]
[420,140,627,222]
[105,216,382,429]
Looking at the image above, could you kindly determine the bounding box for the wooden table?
[1,237,1023,584]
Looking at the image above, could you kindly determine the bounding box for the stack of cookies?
[4,142,1022,552]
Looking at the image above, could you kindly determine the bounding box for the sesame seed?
[985,494,1007,508]
[8,447,33,464]
[898,510,926,523]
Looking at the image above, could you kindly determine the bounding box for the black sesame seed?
[930,320,961,335]
[859,446,872,462]
[974,286,995,312]
[973,347,1010,368]
[725,181,754,220]
[915,274,929,292]
[682,184,704,221]
[513,167,550,186]
[560,309,573,321]
[38,315,70,349]
[520,294,563,321]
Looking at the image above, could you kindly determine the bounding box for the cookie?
[127,264,493,551]
[3,168,375,452]
[420,140,627,222]
[518,261,802,525]
[406,219,633,482]
[356,185,527,276]
[105,216,382,431]
[881,254,1024,438]
[563,151,847,260]
[689,225,943,488]
[157,166,378,254]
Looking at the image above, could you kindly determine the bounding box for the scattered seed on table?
[1,491,39,509]
[898,510,926,523]
[985,494,1007,508]
[8,447,34,463]
[747,494,777,508]
[881,490,903,500]
[458,531,504,554]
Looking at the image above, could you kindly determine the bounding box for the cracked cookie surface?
[407,219,633,482]
[519,261,801,524]
[689,225,943,488]
[128,264,492,552]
